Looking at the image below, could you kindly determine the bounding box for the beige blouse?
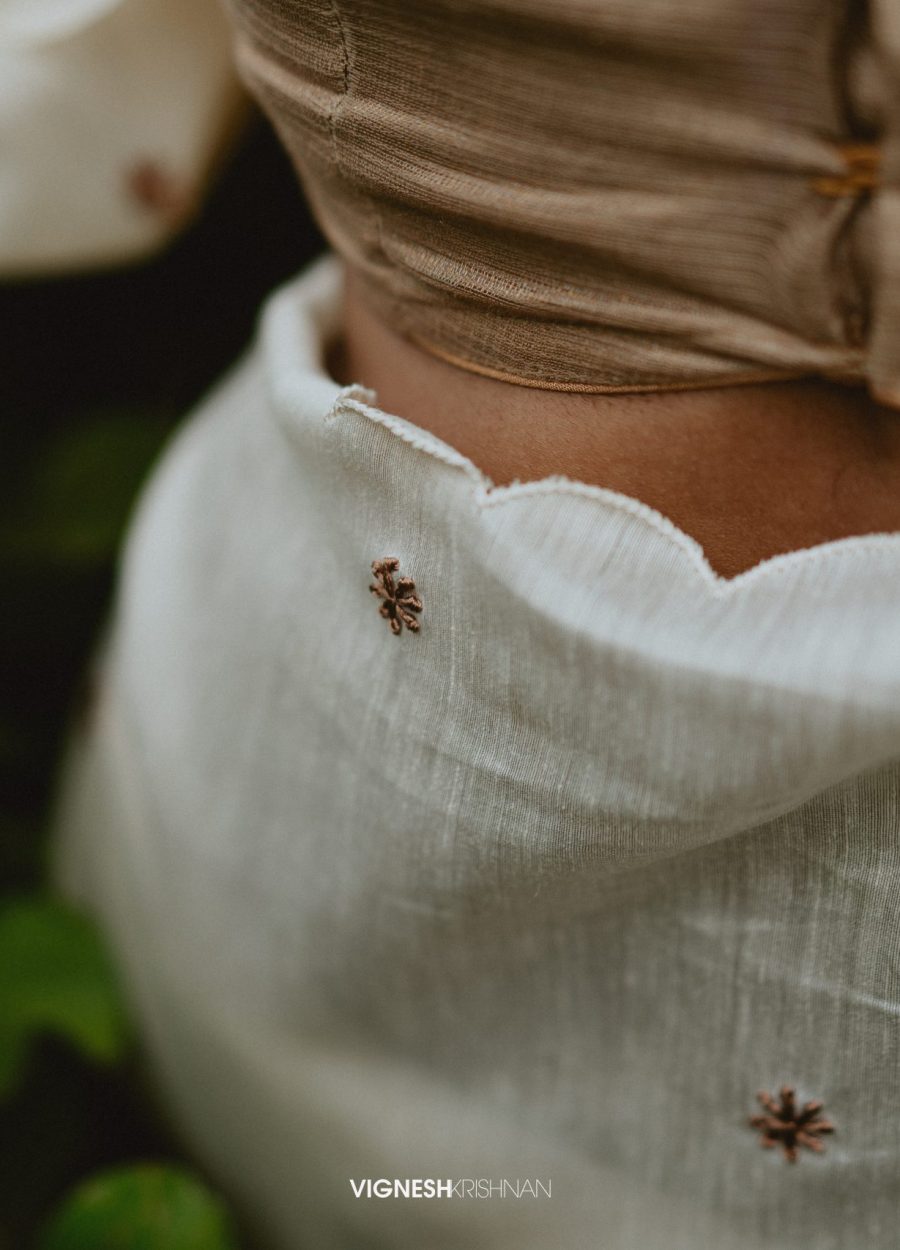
[227,0,900,402]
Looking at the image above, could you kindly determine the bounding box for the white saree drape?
[55,257,900,1249]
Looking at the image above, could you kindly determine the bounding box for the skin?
[335,266,900,579]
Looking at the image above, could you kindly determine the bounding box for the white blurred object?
[0,0,246,276]
[0,0,122,44]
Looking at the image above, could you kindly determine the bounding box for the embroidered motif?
[812,143,880,198]
[749,1086,835,1162]
[127,161,189,223]
[369,558,423,635]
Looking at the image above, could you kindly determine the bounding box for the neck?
[333,264,900,579]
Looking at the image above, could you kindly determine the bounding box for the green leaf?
[0,897,130,1099]
[40,1165,240,1250]
[0,412,171,567]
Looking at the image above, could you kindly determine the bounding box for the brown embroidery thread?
[370,558,423,635]
[812,143,880,198]
[749,1086,835,1162]
[127,161,190,223]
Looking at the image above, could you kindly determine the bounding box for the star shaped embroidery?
[749,1086,835,1162]
[127,160,189,224]
[369,557,423,635]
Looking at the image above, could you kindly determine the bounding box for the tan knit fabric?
[227,0,899,400]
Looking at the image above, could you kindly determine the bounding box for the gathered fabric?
[55,257,900,1249]
[226,0,900,403]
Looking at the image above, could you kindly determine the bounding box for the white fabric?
[0,0,242,275]
[56,256,900,1248]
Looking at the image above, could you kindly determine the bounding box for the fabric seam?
[327,0,350,177]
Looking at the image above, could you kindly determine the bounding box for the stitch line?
[326,0,351,177]
[408,335,817,395]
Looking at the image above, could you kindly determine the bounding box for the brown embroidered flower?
[749,1086,835,1162]
[126,160,189,223]
[369,557,422,635]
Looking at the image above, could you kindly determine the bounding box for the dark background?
[0,114,324,1247]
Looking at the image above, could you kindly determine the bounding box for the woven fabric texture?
[55,258,900,1249]
[226,0,900,400]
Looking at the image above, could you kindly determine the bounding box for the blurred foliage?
[0,897,130,1100]
[40,1165,239,1250]
[0,116,323,1247]
[0,412,172,568]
